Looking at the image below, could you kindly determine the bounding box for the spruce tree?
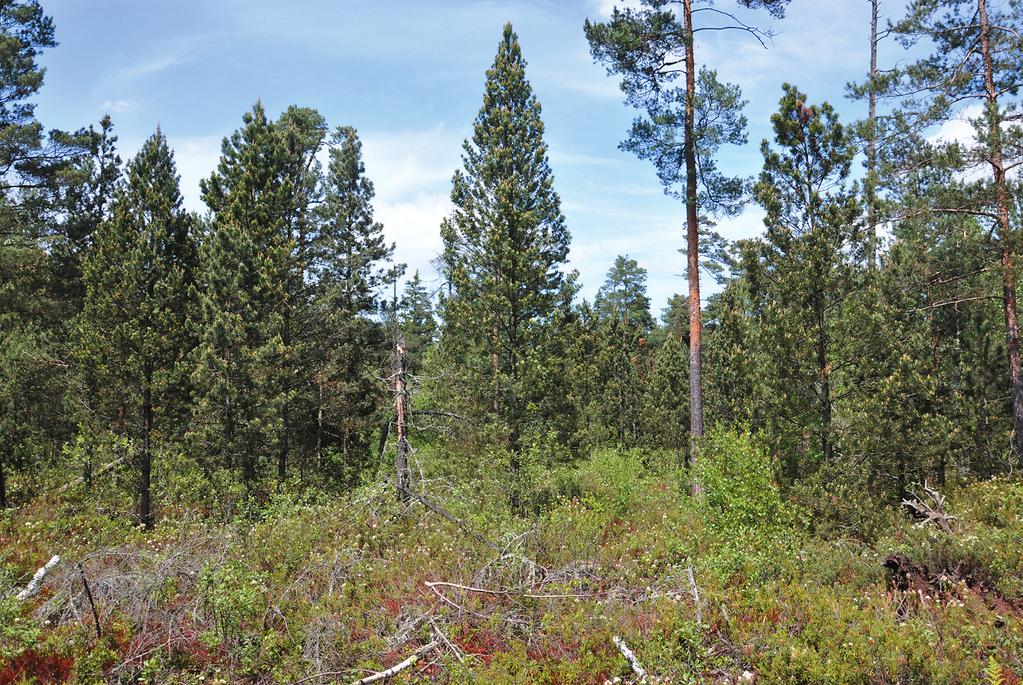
[312,125,398,477]
[439,23,571,467]
[76,129,196,528]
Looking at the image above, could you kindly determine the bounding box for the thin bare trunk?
[395,335,411,500]
[683,0,704,496]
[815,292,833,463]
[140,369,153,530]
[315,382,323,471]
[491,322,499,413]
[978,0,1023,462]
[279,400,289,481]
[926,269,945,484]
[280,306,291,481]
[0,449,6,508]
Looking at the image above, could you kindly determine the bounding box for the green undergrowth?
[1,431,1021,684]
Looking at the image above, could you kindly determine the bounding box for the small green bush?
[694,429,802,584]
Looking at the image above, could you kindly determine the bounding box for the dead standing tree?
[393,334,411,501]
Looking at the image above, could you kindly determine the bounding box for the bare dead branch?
[902,479,957,534]
[424,580,594,600]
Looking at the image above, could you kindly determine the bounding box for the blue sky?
[37,0,906,311]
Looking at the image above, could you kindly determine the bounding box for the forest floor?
[2,442,1022,684]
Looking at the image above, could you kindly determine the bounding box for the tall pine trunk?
[682,0,704,496]
[978,0,1023,462]
[866,0,879,270]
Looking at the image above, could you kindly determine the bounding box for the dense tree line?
[1,0,1021,524]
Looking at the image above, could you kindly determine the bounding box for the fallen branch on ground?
[425,580,594,600]
[78,563,102,639]
[349,641,438,685]
[15,555,60,600]
[613,636,646,679]
[687,566,702,625]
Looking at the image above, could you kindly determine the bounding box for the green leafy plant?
[984,655,1004,685]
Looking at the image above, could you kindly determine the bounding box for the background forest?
[1,0,1022,683]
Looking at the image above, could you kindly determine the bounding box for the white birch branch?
[612,635,647,679]
[15,555,60,600]
[349,641,438,685]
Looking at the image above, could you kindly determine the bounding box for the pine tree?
[751,85,861,476]
[191,102,315,484]
[439,23,572,466]
[878,0,1023,464]
[276,106,326,480]
[585,0,791,489]
[594,255,654,333]
[76,129,196,528]
[397,271,436,374]
[593,317,645,445]
[0,0,80,197]
[312,125,398,477]
[0,1,88,507]
[53,114,121,314]
[585,256,654,446]
[642,332,689,457]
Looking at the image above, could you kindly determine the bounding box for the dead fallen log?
[15,555,60,600]
[612,636,646,679]
[349,640,438,685]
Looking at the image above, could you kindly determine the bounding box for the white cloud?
[592,0,643,19]
[549,72,622,99]
[375,192,450,286]
[165,135,223,213]
[358,125,464,284]
[926,104,983,146]
[100,98,139,114]
[549,148,620,167]
[360,125,462,204]
[112,51,191,83]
